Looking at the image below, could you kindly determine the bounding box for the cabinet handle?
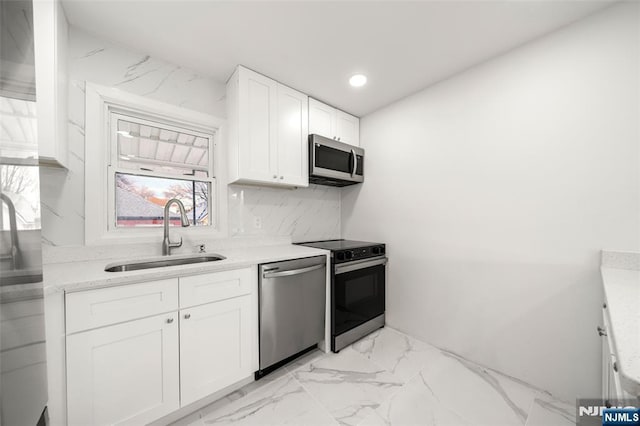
[613,362,618,373]
[166,318,174,324]
[337,137,341,141]
[184,313,191,319]
[273,175,277,179]
[279,176,284,180]
[603,303,607,309]
[597,326,607,337]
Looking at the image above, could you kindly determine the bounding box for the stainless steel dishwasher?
[257,255,326,378]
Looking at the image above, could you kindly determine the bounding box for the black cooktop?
[296,239,381,251]
[297,239,386,264]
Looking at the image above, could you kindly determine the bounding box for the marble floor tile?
[291,347,404,426]
[198,374,337,426]
[524,397,576,426]
[283,348,328,374]
[175,327,571,426]
[415,350,539,425]
[358,371,473,426]
[351,327,438,382]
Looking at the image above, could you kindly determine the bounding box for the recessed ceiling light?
[349,74,367,87]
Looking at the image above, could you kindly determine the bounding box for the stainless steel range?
[297,240,387,352]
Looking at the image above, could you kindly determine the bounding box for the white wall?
[341,3,639,402]
[40,28,340,246]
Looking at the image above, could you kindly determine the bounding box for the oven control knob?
[372,246,381,255]
[344,251,353,260]
[336,252,345,261]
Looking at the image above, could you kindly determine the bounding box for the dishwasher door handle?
[262,263,325,279]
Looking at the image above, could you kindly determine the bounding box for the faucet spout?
[0,193,21,269]
[162,198,190,256]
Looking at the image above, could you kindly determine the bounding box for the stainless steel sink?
[104,254,226,272]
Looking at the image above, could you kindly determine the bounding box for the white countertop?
[44,244,329,293]
[601,250,640,396]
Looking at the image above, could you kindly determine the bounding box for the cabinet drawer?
[1,298,46,350]
[179,268,254,308]
[66,279,179,334]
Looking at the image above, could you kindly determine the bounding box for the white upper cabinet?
[227,66,309,187]
[308,98,360,146]
[308,98,335,138]
[230,68,278,183]
[276,84,309,186]
[33,0,68,168]
[335,110,360,146]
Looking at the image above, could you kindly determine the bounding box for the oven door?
[310,135,364,183]
[333,256,386,338]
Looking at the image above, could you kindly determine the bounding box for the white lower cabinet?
[180,295,253,406]
[600,305,635,403]
[65,267,257,425]
[66,313,180,426]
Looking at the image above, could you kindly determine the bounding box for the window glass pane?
[0,165,41,231]
[115,173,210,227]
[0,98,38,160]
[116,117,210,178]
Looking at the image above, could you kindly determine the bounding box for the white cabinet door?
[229,66,308,187]
[66,313,179,426]
[335,110,360,146]
[308,98,335,139]
[309,98,360,146]
[33,0,68,168]
[237,67,278,183]
[277,84,309,186]
[179,296,253,406]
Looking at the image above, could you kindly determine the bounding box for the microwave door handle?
[350,149,356,177]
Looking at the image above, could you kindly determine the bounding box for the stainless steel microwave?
[309,134,364,187]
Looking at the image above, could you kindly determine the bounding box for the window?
[109,113,213,229]
[85,83,226,245]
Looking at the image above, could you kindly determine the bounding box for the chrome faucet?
[0,193,22,269]
[162,198,190,256]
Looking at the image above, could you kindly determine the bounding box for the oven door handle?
[263,263,325,279]
[335,257,387,275]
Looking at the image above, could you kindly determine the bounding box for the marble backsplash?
[39,27,341,247]
[229,184,340,243]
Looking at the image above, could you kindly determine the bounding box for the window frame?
[85,82,227,245]
[108,112,215,230]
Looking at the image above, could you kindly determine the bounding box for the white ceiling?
[62,1,615,117]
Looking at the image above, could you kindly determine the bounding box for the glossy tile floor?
[173,327,575,426]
